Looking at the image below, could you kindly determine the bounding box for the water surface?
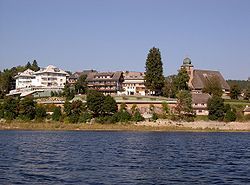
[0,131,250,184]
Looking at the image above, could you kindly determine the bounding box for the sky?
[0,0,250,80]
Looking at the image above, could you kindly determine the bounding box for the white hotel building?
[9,65,69,97]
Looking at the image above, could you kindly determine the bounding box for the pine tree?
[31,60,40,71]
[145,47,165,95]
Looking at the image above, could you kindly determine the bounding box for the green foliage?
[132,110,145,122]
[203,76,223,97]
[86,90,105,116]
[103,95,118,115]
[131,104,138,115]
[63,100,72,116]
[52,107,62,121]
[3,97,19,120]
[174,68,190,91]
[151,112,158,121]
[75,74,87,94]
[163,75,177,98]
[224,109,237,122]
[207,96,225,121]
[175,90,193,120]
[227,80,250,91]
[31,60,40,71]
[230,84,241,100]
[63,84,75,100]
[144,47,165,95]
[161,102,169,114]
[0,103,4,118]
[25,62,31,69]
[119,102,127,111]
[244,88,250,100]
[114,109,132,122]
[35,105,47,121]
[95,116,116,124]
[19,97,36,120]
[79,112,93,123]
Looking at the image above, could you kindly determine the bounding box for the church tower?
[181,57,194,88]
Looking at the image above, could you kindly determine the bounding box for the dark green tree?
[203,76,223,97]
[207,96,225,121]
[75,74,87,94]
[86,90,105,116]
[25,62,32,69]
[19,96,36,120]
[244,88,250,100]
[230,84,241,100]
[3,96,19,120]
[103,95,118,115]
[145,47,165,95]
[174,68,190,91]
[31,60,40,71]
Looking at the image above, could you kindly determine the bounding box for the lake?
[0,131,250,184]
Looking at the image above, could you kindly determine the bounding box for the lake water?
[0,131,250,184]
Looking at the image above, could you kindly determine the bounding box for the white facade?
[122,72,146,96]
[33,65,68,88]
[15,69,36,89]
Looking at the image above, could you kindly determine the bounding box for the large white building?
[122,71,146,96]
[9,65,69,97]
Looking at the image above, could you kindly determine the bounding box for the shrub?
[224,110,237,122]
[152,112,158,121]
[35,105,47,121]
[132,110,144,122]
[52,107,62,121]
[95,116,116,124]
[114,110,132,123]
[79,112,93,123]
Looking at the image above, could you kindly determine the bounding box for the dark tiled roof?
[123,71,145,80]
[192,93,211,104]
[191,69,230,90]
[69,70,96,79]
[86,71,123,82]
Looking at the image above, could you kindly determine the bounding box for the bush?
[52,107,62,121]
[152,112,158,121]
[68,114,79,123]
[114,110,132,123]
[132,110,144,122]
[95,116,116,124]
[224,110,237,122]
[35,105,47,121]
[79,112,93,123]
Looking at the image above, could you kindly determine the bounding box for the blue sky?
[0,0,250,80]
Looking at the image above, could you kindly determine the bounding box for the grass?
[0,121,249,132]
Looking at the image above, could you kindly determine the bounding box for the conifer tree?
[145,47,165,95]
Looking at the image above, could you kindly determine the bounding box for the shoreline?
[1,120,250,132]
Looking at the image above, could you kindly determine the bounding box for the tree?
[207,96,225,121]
[19,96,36,120]
[31,60,40,71]
[63,84,75,100]
[3,96,19,120]
[203,76,223,97]
[25,62,32,69]
[230,84,241,100]
[75,74,87,94]
[224,109,236,122]
[86,90,105,116]
[163,75,177,98]
[244,88,250,100]
[174,68,190,91]
[175,90,194,120]
[145,47,165,95]
[102,95,118,115]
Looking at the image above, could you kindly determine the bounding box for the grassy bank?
[0,121,248,132]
